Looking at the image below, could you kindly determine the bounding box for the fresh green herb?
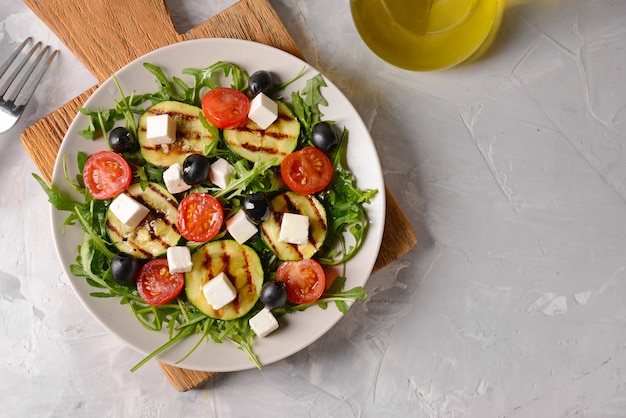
[290,73,328,143]
[212,157,281,200]
[182,61,250,106]
[270,66,306,97]
[33,173,79,213]
[316,128,377,265]
[275,276,367,316]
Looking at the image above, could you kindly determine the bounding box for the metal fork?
[0,37,58,134]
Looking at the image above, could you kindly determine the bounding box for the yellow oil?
[351,0,503,71]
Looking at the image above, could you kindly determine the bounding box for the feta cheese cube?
[109,193,150,229]
[146,114,176,145]
[163,163,192,194]
[226,210,258,244]
[249,307,279,338]
[279,213,310,245]
[202,272,237,310]
[248,93,278,130]
[209,158,235,189]
[167,246,192,274]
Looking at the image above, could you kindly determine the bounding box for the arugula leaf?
[275,276,367,316]
[290,73,328,141]
[182,61,250,106]
[212,157,281,200]
[143,62,181,101]
[32,174,80,212]
[78,107,125,140]
[270,66,306,97]
[317,128,377,265]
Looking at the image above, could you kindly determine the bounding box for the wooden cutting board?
[21,0,417,391]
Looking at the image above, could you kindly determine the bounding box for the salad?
[36,59,377,371]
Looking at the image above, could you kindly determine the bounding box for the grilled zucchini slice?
[185,240,264,320]
[137,101,217,168]
[223,101,300,165]
[260,192,327,261]
[106,182,180,259]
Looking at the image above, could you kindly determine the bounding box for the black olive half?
[182,154,211,185]
[108,127,136,153]
[111,252,141,286]
[311,122,339,154]
[248,70,273,97]
[260,281,288,310]
[243,192,271,225]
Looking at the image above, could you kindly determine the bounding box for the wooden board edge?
[181,0,304,60]
[159,363,217,392]
[373,189,417,272]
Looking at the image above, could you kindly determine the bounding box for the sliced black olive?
[108,127,136,153]
[248,70,273,97]
[182,154,211,185]
[311,122,339,154]
[111,252,141,286]
[260,281,288,309]
[243,192,271,225]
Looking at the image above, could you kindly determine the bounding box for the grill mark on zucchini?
[144,108,200,121]
[282,193,299,213]
[220,241,231,271]
[106,183,180,259]
[242,249,255,293]
[239,141,281,156]
[223,101,300,165]
[145,183,178,215]
[260,215,283,257]
[260,192,328,261]
[123,233,154,259]
[137,101,216,167]
[131,188,178,233]
[231,124,296,140]
[185,240,263,320]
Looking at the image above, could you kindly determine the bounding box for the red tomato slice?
[201,87,250,129]
[276,259,326,304]
[177,193,224,242]
[83,150,132,200]
[136,258,184,306]
[280,146,333,195]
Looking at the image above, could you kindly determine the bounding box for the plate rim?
[50,37,386,372]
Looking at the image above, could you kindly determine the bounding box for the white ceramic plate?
[50,38,385,372]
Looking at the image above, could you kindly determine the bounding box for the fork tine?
[0,41,42,99]
[14,48,58,109]
[0,37,32,79]
[5,45,52,103]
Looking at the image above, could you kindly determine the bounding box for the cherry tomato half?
[177,193,224,242]
[276,259,326,304]
[82,150,132,200]
[280,146,333,195]
[136,258,184,306]
[201,87,250,129]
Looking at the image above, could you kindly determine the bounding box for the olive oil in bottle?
[351,0,503,71]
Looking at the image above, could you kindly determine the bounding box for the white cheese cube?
[226,210,258,244]
[109,193,150,229]
[167,246,192,274]
[163,163,192,194]
[279,213,310,245]
[209,158,235,189]
[202,272,237,310]
[146,114,176,145]
[248,93,278,130]
[249,307,279,338]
